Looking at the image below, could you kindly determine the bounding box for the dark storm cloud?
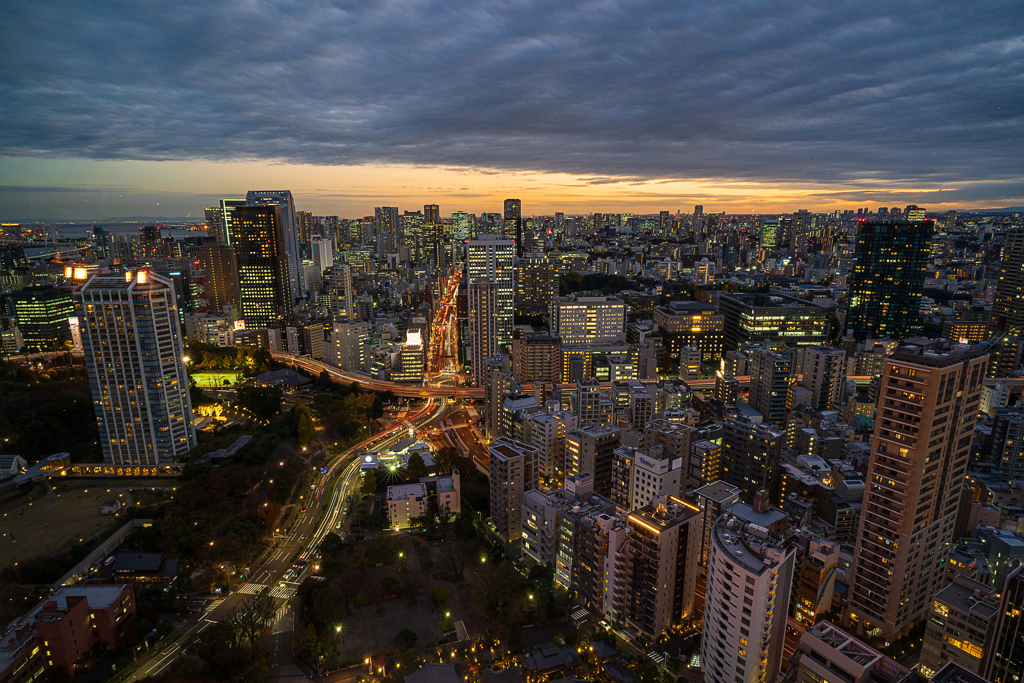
[1,0,1022,189]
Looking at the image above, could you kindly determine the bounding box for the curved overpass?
[272,353,874,398]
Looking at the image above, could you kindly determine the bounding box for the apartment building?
[848,340,989,642]
[564,425,621,497]
[610,444,682,513]
[489,438,540,542]
[701,512,796,683]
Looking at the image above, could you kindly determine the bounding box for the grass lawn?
[0,489,122,568]
[192,371,242,387]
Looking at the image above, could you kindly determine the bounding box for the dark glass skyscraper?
[234,204,288,329]
[847,219,933,342]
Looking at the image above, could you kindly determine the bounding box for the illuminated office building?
[9,284,74,352]
[233,204,288,329]
[719,293,831,352]
[550,293,626,346]
[466,234,515,346]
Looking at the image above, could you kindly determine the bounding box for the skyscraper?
[310,237,333,276]
[375,206,400,258]
[296,209,314,243]
[847,219,933,342]
[847,340,988,642]
[77,272,196,469]
[994,226,1024,336]
[503,199,522,256]
[325,265,354,322]
[233,204,288,329]
[465,234,515,346]
[468,278,499,386]
[245,191,303,302]
[620,498,700,638]
[515,255,560,317]
[215,198,246,245]
[197,242,238,313]
[203,206,224,243]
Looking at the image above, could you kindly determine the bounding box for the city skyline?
[1,0,1022,220]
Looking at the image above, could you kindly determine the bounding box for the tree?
[395,629,418,650]
[407,453,428,479]
[236,386,283,422]
[226,591,277,646]
[434,446,460,475]
[439,543,468,579]
[361,470,377,495]
[298,410,316,448]
[431,587,447,607]
[507,623,524,655]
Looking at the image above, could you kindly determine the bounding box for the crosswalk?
[269,585,296,598]
[234,583,296,599]
[205,599,226,612]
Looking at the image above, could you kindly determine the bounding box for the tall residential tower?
[77,272,196,469]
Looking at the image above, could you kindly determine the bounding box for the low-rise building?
[920,576,999,679]
[793,621,913,683]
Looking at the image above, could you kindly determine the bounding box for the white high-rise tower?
[77,272,196,468]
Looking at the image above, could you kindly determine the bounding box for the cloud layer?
[1,0,1022,193]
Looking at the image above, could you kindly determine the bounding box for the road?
[122,398,449,681]
[274,353,878,397]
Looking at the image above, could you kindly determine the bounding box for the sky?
[1,0,1022,221]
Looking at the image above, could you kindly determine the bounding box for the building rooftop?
[628,495,700,532]
[112,553,163,573]
[933,576,998,622]
[662,301,717,313]
[727,501,790,529]
[387,483,428,501]
[929,662,991,683]
[695,481,742,504]
[25,585,129,622]
[404,663,462,683]
[712,515,790,576]
[800,621,912,683]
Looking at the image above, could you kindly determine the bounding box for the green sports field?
[191,371,242,387]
